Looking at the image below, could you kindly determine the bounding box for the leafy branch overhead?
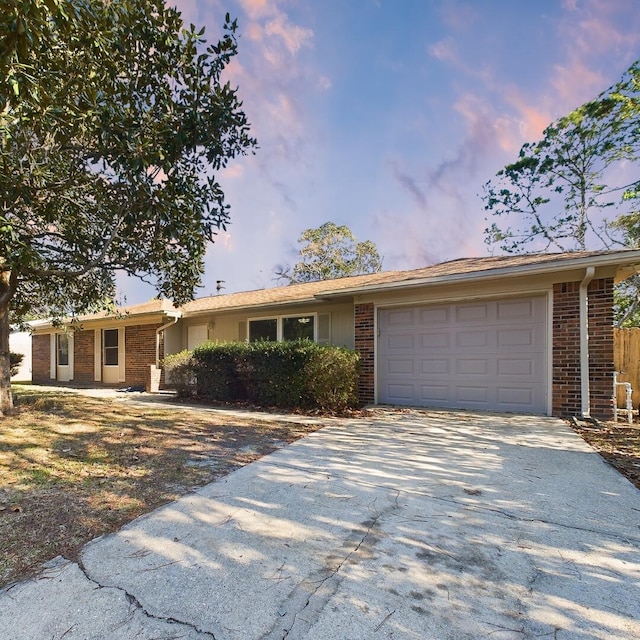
[482,59,640,325]
[0,0,257,413]
[275,222,383,284]
[483,60,640,255]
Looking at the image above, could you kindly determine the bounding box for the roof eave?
[29,308,182,331]
[183,297,321,317]
[316,251,640,299]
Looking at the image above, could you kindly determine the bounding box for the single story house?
[30,250,640,419]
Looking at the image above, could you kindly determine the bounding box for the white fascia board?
[182,297,320,318]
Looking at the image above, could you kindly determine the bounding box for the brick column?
[552,278,614,420]
[354,303,375,405]
[588,278,614,419]
[73,330,94,384]
[31,334,50,383]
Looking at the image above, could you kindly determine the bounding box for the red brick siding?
[354,303,375,404]
[552,278,614,420]
[125,324,164,387]
[73,330,94,384]
[32,334,50,383]
[587,278,614,419]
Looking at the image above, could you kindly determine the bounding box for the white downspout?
[156,315,180,367]
[580,267,595,418]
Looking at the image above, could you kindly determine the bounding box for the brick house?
[30,250,640,419]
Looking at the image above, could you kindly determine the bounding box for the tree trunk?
[0,303,13,416]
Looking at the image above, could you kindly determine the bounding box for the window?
[249,318,278,342]
[57,334,69,366]
[282,315,314,341]
[248,315,316,342]
[103,329,119,366]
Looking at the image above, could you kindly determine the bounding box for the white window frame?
[247,313,318,342]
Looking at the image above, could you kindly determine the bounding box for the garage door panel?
[418,307,449,324]
[387,359,414,374]
[388,334,414,349]
[419,385,450,402]
[498,328,535,347]
[456,304,490,322]
[497,358,533,376]
[457,359,488,375]
[379,296,547,414]
[497,386,535,405]
[387,310,415,326]
[421,333,450,349]
[457,386,488,403]
[387,384,415,401]
[497,299,535,318]
[421,359,450,374]
[457,331,489,348]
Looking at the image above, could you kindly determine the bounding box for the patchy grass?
[0,390,320,588]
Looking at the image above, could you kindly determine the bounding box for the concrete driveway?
[1,409,639,639]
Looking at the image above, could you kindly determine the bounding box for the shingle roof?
[75,298,178,321]
[182,249,639,314]
[35,250,640,328]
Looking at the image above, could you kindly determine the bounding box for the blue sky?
[119,0,640,303]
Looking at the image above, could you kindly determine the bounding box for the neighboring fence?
[613,328,640,408]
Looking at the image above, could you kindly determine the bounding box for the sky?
[118,0,640,304]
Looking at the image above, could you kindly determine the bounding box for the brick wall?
[125,324,163,387]
[552,278,614,420]
[354,303,375,404]
[587,278,614,419]
[73,330,94,383]
[32,334,50,383]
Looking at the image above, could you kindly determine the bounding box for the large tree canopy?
[0,0,257,412]
[275,222,383,284]
[482,60,640,324]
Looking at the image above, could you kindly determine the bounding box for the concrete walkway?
[1,408,639,639]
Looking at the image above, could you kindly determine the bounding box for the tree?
[482,60,640,324]
[275,222,383,284]
[0,0,257,413]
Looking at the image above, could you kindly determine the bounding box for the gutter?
[156,313,181,367]
[580,267,595,418]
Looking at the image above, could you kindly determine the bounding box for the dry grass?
[0,390,320,588]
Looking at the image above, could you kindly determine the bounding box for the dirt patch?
[569,419,640,490]
[0,390,322,588]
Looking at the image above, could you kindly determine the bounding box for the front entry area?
[378,296,548,414]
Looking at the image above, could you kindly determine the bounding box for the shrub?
[192,341,248,401]
[162,350,195,397]
[10,352,24,378]
[304,346,360,411]
[189,341,360,412]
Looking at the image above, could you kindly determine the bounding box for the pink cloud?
[238,0,274,20]
[264,14,313,55]
[428,37,458,64]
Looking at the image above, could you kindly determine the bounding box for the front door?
[56,334,70,382]
[102,329,120,384]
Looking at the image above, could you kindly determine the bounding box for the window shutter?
[49,334,56,379]
[317,313,331,345]
[238,321,247,342]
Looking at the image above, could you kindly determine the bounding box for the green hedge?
[167,341,360,411]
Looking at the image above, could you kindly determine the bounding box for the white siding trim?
[94,330,101,382]
[68,333,74,381]
[49,334,56,380]
[118,327,126,383]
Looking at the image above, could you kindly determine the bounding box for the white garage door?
[378,296,548,414]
